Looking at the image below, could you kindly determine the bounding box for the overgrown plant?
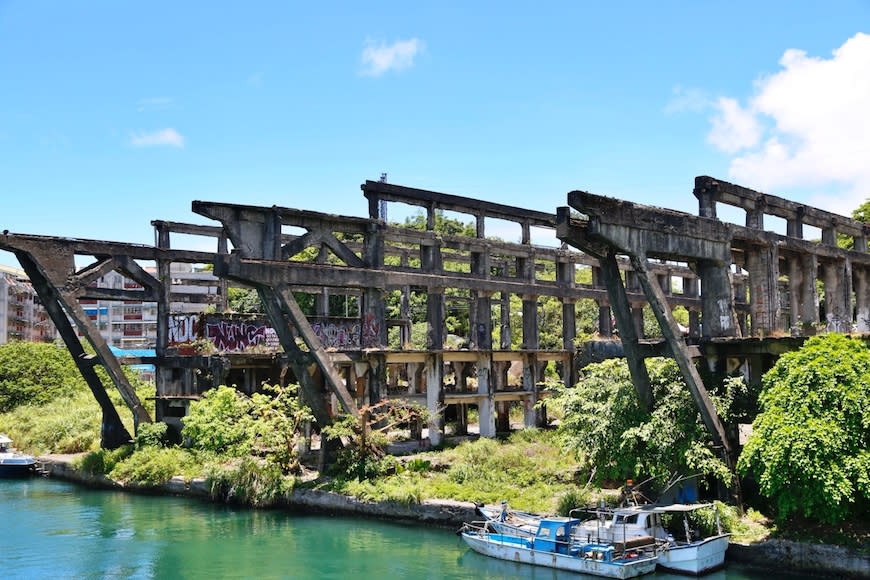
[323,401,428,481]
[182,383,312,474]
[551,358,743,489]
[738,334,870,524]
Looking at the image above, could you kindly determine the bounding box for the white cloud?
[664,85,711,114]
[706,33,870,213]
[129,128,185,148]
[360,38,423,77]
[707,97,763,154]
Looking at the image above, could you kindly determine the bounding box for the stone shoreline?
[38,455,869,578]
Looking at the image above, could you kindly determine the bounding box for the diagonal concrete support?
[629,255,732,456]
[271,284,359,419]
[256,287,335,427]
[599,253,655,412]
[16,251,135,448]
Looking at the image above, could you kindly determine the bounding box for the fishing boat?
[572,503,729,576]
[459,516,659,579]
[0,434,36,477]
[480,501,729,576]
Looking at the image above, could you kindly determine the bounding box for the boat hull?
[0,462,35,478]
[658,535,729,576]
[461,532,658,579]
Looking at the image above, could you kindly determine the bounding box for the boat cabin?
[532,518,579,554]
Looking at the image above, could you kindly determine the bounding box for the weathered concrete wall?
[729,540,870,579]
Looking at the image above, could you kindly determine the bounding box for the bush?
[0,341,85,412]
[205,456,293,507]
[552,358,742,488]
[109,446,196,486]
[738,334,870,523]
[136,422,169,448]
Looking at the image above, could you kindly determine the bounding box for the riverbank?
[37,454,869,578]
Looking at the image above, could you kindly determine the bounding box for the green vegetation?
[551,357,742,488]
[0,340,154,453]
[318,429,588,514]
[0,341,83,412]
[738,334,870,524]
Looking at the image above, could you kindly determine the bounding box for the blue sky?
[1,1,869,268]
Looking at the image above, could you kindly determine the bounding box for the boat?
[479,501,729,576]
[572,503,730,576]
[0,434,36,477]
[459,516,659,579]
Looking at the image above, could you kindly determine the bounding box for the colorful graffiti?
[169,314,368,352]
[361,312,381,348]
[206,321,279,352]
[311,318,361,349]
[167,314,200,344]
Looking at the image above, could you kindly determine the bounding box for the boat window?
[615,514,638,525]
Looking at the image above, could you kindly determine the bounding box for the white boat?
[573,503,729,576]
[460,517,659,579]
[0,434,36,478]
[480,501,729,576]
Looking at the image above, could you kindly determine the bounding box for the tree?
[837,199,870,250]
[182,384,312,473]
[738,334,870,523]
[0,341,86,412]
[227,287,263,314]
[553,358,741,487]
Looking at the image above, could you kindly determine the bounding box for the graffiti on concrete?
[361,312,381,348]
[311,318,361,349]
[205,320,279,352]
[167,314,201,345]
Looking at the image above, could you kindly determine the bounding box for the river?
[3,478,802,579]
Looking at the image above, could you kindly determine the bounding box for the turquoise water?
[2,478,799,579]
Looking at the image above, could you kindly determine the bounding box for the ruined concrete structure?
[1,175,866,451]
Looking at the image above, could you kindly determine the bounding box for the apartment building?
[0,265,56,344]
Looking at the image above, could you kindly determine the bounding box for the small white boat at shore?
[479,501,729,576]
[573,503,730,576]
[460,516,659,579]
[0,434,36,478]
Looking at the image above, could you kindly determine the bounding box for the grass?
[319,428,592,514]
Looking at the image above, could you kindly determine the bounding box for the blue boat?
[460,516,658,579]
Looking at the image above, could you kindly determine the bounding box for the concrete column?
[562,299,577,386]
[406,363,420,395]
[694,179,718,218]
[746,208,764,230]
[800,254,820,335]
[698,259,739,338]
[499,292,512,349]
[631,306,645,339]
[823,260,850,333]
[400,285,411,348]
[427,289,445,349]
[361,288,387,348]
[787,257,802,334]
[745,244,780,336]
[854,268,870,332]
[455,403,468,436]
[425,353,444,446]
[521,295,539,350]
[787,216,804,239]
[684,277,700,339]
[477,353,496,437]
[598,304,612,337]
[522,352,539,427]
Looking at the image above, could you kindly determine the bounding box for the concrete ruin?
[1,175,866,454]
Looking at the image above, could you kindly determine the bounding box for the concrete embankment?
[38,454,478,528]
[38,455,869,578]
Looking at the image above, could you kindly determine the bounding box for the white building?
[0,265,56,344]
